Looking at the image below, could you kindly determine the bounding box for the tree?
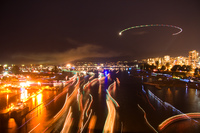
[155,61,159,69]
[150,64,156,71]
[160,65,166,71]
[11,65,20,74]
[171,65,181,72]
[194,68,199,75]
[166,62,170,71]
[186,65,192,72]
[0,66,3,74]
[52,65,59,73]
[140,64,145,70]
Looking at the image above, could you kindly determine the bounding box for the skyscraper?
[189,50,199,69]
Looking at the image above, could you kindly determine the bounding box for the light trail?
[106,89,120,108]
[80,109,93,133]
[78,99,89,131]
[141,86,155,110]
[28,123,40,133]
[83,78,99,90]
[119,24,182,36]
[61,107,73,133]
[106,81,119,107]
[53,93,68,119]
[103,96,116,133]
[147,89,198,131]
[158,113,200,131]
[89,74,95,80]
[137,104,158,133]
[116,78,120,86]
[88,115,97,133]
[18,83,72,130]
[86,94,93,117]
[148,90,167,109]
[43,76,80,132]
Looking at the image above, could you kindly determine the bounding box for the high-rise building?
[189,50,199,68]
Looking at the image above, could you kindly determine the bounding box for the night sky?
[1,1,200,64]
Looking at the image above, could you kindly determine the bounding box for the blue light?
[104,70,108,76]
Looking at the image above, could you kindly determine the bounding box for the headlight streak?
[80,109,93,133]
[61,107,73,133]
[158,113,200,131]
[103,95,116,133]
[88,115,97,133]
[77,88,83,112]
[28,123,41,133]
[17,75,76,130]
[89,74,95,80]
[18,85,71,130]
[78,99,89,132]
[107,73,112,81]
[147,89,199,131]
[98,79,101,94]
[103,81,120,133]
[83,78,99,90]
[43,76,80,132]
[119,24,182,36]
[137,104,158,133]
[106,90,119,108]
[116,78,120,86]
[53,93,68,119]
[86,94,93,117]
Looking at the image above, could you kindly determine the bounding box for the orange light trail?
[28,123,40,133]
[61,107,73,133]
[86,94,93,117]
[80,109,93,133]
[78,99,89,131]
[103,95,116,133]
[43,76,80,132]
[88,115,97,133]
[116,78,120,86]
[158,113,200,131]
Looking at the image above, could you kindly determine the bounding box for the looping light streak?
[119,24,182,36]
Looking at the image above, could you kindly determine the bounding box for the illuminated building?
[164,55,170,63]
[189,50,199,69]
